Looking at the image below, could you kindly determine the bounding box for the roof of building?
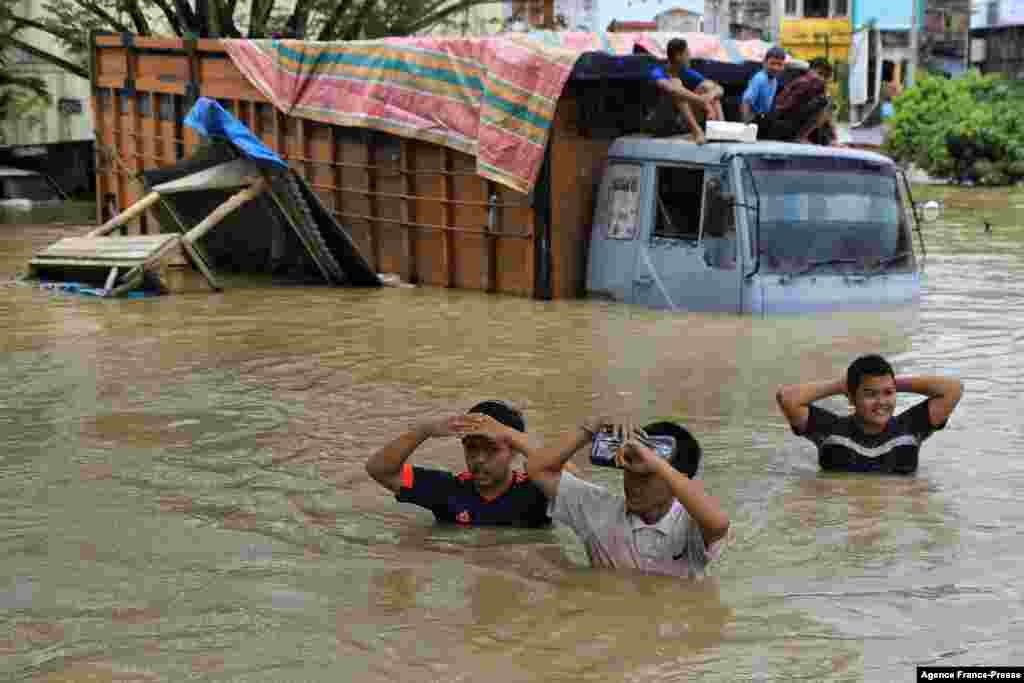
[607,20,658,31]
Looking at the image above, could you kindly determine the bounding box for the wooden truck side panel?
[91,35,595,299]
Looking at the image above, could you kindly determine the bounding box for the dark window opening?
[805,0,829,18]
[654,166,703,240]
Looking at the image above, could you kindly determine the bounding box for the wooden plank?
[366,141,381,272]
[108,267,145,297]
[183,180,266,243]
[104,267,119,291]
[547,94,612,299]
[113,89,126,233]
[37,236,176,261]
[38,250,154,260]
[142,234,185,267]
[399,139,415,283]
[331,126,343,251]
[179,239,222,291]
[42,235,175,249]
[86,191,161,237]
[30,258,153,269]
[41,246,169,257]
[93,84,106,225]
[450,151,488,291]
[131,89,147,234]
[483,182,497,293]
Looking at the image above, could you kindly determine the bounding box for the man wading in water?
[366,401,573,527]
[776,355,964,474]
[526,417,730,578]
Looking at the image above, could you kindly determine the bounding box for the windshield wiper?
[867,251,911,275]
[785,258,860,279]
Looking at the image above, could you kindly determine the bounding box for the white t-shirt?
[549,472,726,579]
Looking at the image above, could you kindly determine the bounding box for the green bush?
[883,70,1024,186]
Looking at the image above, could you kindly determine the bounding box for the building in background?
[505,0,598,30]
[2,0,93,146]
[655,6,704,31]
[606,19,658,30]
[780,0,853,63]
[969,0,1024,78]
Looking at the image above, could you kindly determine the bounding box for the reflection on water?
[1,187,1023,681]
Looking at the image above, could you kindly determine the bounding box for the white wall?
[3,0,94,144]
[597,0,705,31]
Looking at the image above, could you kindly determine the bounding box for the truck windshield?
[744,155,914,275]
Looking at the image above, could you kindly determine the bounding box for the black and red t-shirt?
[395,464,551,527]
[795,398,945,474]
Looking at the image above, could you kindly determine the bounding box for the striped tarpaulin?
[222,32,780,194]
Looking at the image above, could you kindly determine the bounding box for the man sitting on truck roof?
[740,47,787,125]
[762,58,839,146]
[647,38,722,144]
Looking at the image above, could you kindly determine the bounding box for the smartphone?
[590,430,676,468]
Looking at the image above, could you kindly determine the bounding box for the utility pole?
[908,0,920,86]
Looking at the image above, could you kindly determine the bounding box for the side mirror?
[916,199,943,224]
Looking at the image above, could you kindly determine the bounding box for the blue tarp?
[183,97,287,170]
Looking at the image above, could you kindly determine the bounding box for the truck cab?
[586,137,933,315]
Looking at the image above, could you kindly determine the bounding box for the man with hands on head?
[526,416,730,579]
[365,400,573,527]
[776,354,964,474]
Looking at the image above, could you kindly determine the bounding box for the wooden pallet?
[28,234,188,297]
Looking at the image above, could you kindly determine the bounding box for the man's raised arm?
[895,375,964,427]
[526,418,605,500]
[776,378,847,433]
[365,417,465,492]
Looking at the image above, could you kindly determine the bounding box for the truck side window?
[654,166,703,241]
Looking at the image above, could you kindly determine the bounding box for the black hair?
[642,421,701,478]
[809,57,833,76]
[846,355,895,396]
[765,46,787,61]
[666,38,688,62]
[468,400,526,432]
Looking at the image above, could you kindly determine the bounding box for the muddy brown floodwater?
[1,187,1022,682]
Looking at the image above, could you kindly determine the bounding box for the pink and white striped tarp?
[223,32,781,194]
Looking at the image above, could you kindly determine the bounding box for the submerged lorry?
[587,137,938,314]
[89,33,938,314]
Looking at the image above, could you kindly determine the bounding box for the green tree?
[884,70,1024,185]
[0,0,512,85]
[0,9,52,141]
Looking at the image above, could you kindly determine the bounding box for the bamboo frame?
[86,191,161,237]
[182,178,267,244]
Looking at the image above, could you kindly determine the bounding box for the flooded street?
[1,186,1022,682]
